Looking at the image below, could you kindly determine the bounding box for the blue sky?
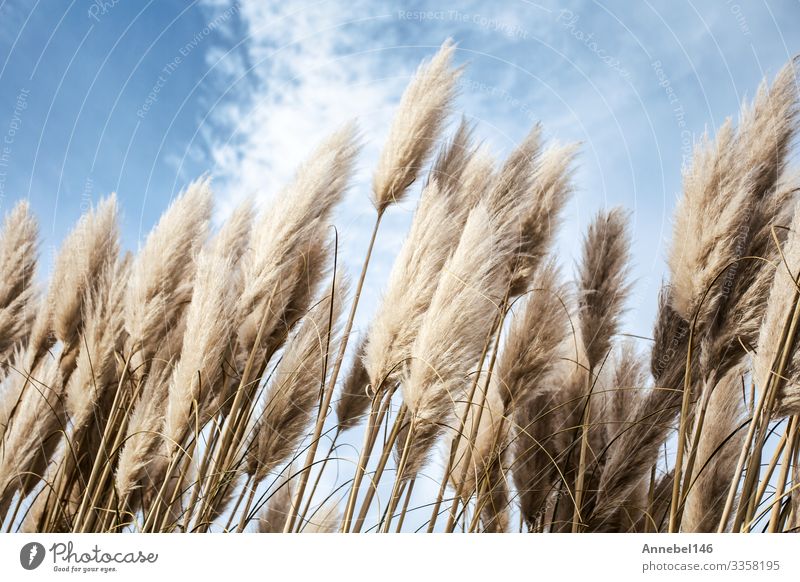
[1,0,799,342]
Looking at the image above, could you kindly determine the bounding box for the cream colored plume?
[249,275,347,483]
[372,40,461,212]
[124,178,212,376]
[495,259,570,410]
[398,201,512,479]
[0,201,38,369]
[683,367,747,532]
[65,256,130,432]
[50,195,120,354]
[363,180,463,390]
[755,201,800,416]
[237,125,357,366]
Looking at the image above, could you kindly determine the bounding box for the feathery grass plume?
[0,201,38,369]
[266,240,332,356]
[0,356,64,514]
[237,126,357,370]
[214,197,254,268]
[509,143,578,296]
[548,344,602,532]
[335,338,371,432]
[1,198,119,512]
[450,375,506,500]
[362,121,482,394]
[477,453,511,533]
[458,147,495,209]
[427,118,478,201]
[578,207,632,370]
[604,341,647,443]
[397,201,512,480]
[683,367,747,532]
[372,40,461,213]
[701,180,798,386]
[0,346,37,446]
[511,386,572,528]
[667,121,745,327]
[636,469,674,532]
[49,195,119,373]
[124,178,212,377]
[755,204,800,416]
[508,289,586,529]
[115,181,213,507]
[256,472,297,533]
[162,236,239,449]
[483,125,541,219]
[248,276,347,483]
[28,257,131,531]
[65,257,129,434]
[21,196,119,385]
[590,289,692,531]
[698,69,799,385]
[114,363,173,503]
[494,260,570,410]
[208,199,255,412]
[669,62,798,331]
[364,180,464,389]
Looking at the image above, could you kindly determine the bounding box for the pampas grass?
[363,180,465,390]
[0,201,38,371]
[1,46,799,534]
[397,201,511,481]
[372,40,462,213]
[683,367,747,532]
[249,275,346,483]
[124,179,211,378]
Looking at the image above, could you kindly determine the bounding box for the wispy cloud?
[198,1,408,217]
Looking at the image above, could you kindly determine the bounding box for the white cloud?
[198,1,409,217]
